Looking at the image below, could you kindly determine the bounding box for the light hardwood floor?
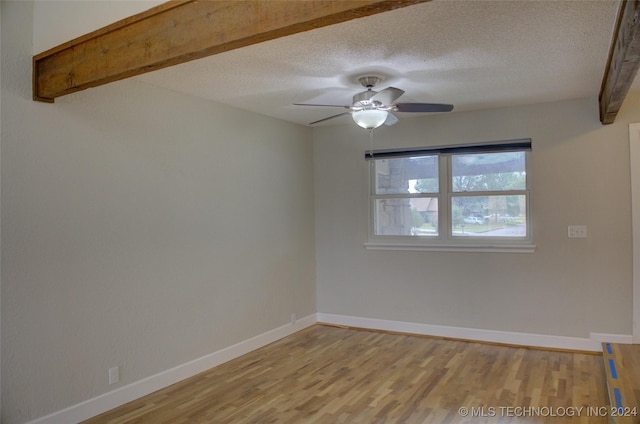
[82,325,609,423]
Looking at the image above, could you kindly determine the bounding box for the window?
[366,140,533,252]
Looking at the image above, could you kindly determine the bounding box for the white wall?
[1,2,316,423]
[314,94,639,339]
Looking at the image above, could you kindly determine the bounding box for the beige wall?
[3,0,640,422]
[32,1,164,54]
[1,2,316,422]
[314,94,638,338]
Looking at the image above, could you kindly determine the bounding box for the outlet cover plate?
[568,225,587,239]
[109,366,119,385]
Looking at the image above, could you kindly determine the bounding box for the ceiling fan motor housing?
[353,76,381,108]
[353,90,377,107]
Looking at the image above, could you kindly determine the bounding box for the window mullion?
[440,154,450,241]
[452,189,527,197]
[372,193,437,200]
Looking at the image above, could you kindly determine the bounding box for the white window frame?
[365,140,535,253]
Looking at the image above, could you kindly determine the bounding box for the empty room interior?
[3,0,640,423]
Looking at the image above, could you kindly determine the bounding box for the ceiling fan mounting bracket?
[358,75,383,89]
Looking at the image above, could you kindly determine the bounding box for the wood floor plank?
[83,325,610,423]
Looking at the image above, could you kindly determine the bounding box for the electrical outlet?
[568,225,587,239]
[291,312,297,324]
[109,366,119,385]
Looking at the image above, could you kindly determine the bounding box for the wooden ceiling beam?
[33,0,428,103]
[599,0,640,125]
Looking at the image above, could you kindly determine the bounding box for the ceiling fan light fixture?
[352,109,388,129]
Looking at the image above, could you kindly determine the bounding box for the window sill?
[364,242,536,253]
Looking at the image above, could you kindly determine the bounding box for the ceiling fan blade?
[394,103,454,113]
[309,112,351,125]
[384,113,399,126]
[370,87,404,105]
[294,103,350,109]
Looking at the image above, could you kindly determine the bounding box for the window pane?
[451,195,526,237]
[374,197,438,236]
[375,156,438,195]
[452,152,526,192]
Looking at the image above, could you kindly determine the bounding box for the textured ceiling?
[132,0,625,127]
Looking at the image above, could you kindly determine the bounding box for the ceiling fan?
[294,76,454,129]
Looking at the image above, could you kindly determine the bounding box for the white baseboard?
[589,332,634,345]
[317,313,631,352]
[29,313,632,423]
[27,314,317,424]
